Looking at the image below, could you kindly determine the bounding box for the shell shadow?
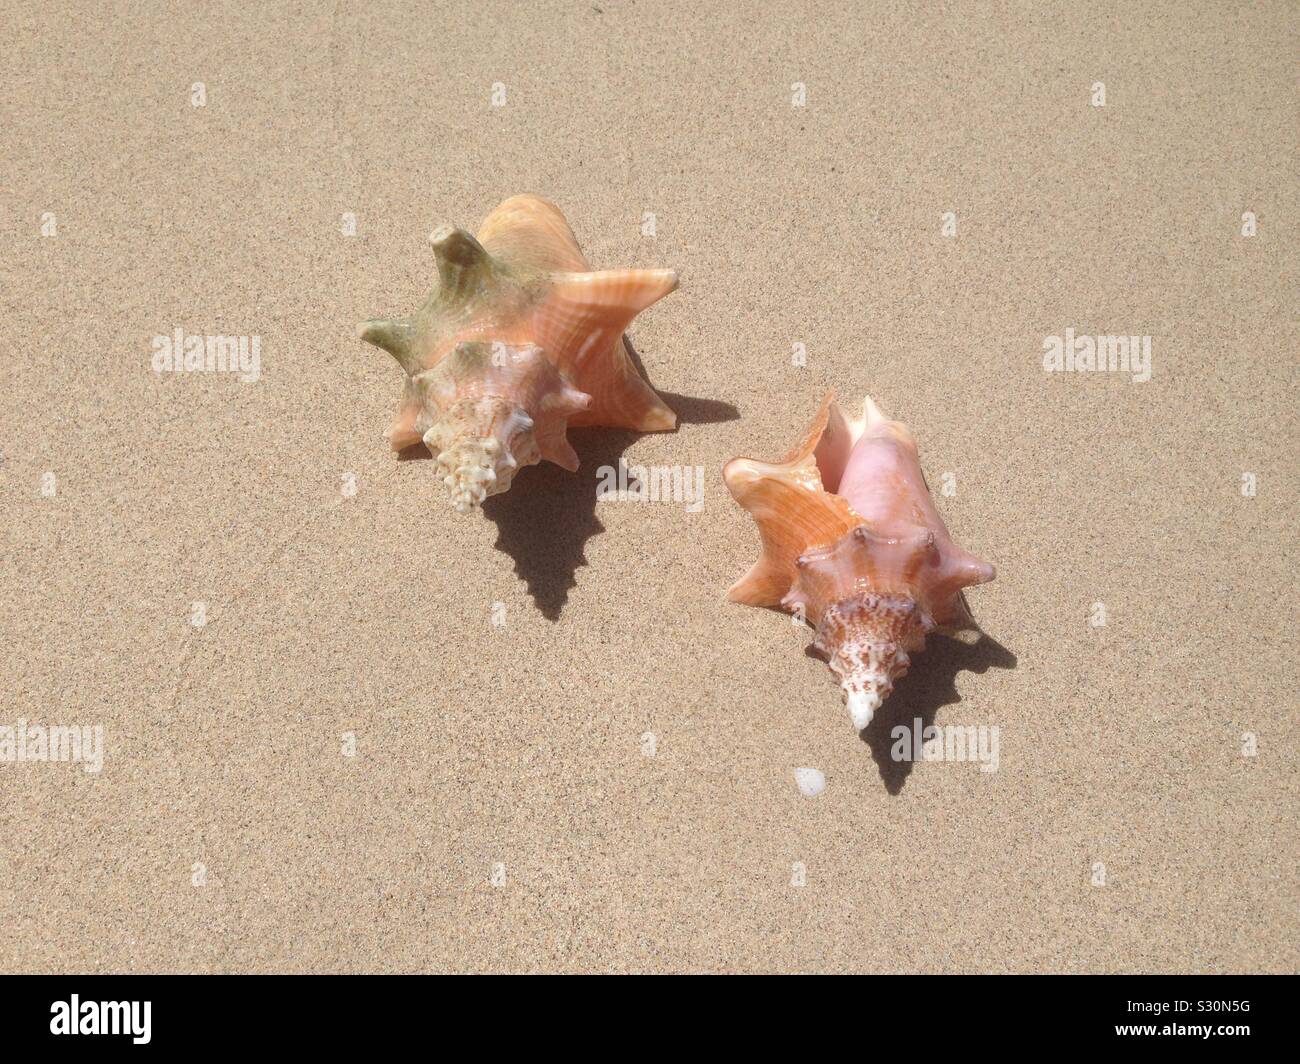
[480,387,738,620]
[395,335,736,619]
[863,633,1016,794]
[806,632,1017,794]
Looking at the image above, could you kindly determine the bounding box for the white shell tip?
[847,688,882,730]
[861,395,887,426]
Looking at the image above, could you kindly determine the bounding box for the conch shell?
[724,394,996,731]
[360,194,678,512]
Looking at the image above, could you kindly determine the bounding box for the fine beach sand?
[1,1,1296,973]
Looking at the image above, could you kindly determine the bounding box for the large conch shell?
[360,194,678,512]
[724,394,996,731]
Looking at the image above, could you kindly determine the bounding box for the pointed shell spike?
[358,317,417,373]
[429,225,499,299]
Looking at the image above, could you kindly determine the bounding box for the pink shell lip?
[806,396,861,496]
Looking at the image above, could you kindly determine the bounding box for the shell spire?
[416,342,591,512]
[359,194,679,512]
[724,393,995,732]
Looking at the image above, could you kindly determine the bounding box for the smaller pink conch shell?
[724,394,996,730]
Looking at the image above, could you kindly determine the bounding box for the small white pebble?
[793,767,826,797]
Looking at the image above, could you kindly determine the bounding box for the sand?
[1,0,1295,973]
